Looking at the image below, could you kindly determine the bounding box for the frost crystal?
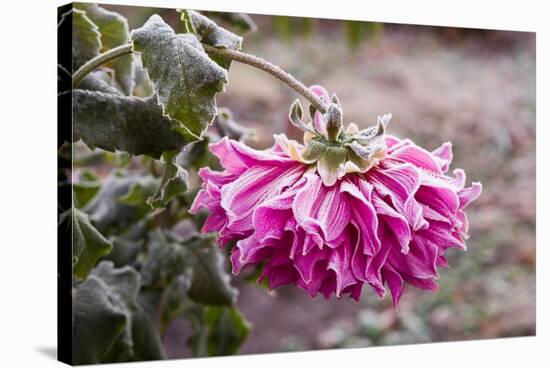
[191,86,482,305]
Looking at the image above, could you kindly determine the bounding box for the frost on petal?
[458,182,483,209]
[292,173,350,244]
[389,144,443,174]
[371,191,411,253]
[387,234,439,280]
[340,180,380,255]
[368,163,427,231]
[382,265,404,307]
[431,142,453,173]
[221,165,304,234]
[193,127,481,306]
[210,136,295,174]
[327,233,357,297]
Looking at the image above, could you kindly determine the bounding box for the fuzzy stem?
[71,43,328,113]
[203,45,327,113]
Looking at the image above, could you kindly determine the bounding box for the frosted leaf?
[70,8,102,69]
[180,9,243,69]
[73,90,192,158]
[75,3,135,95]
[131,14,228,139]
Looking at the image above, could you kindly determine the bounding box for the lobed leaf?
[147,151,189,210]
[79,70,121,94]
[205,12,257,34]
[214,107,252,141]
[140,230,237,306]
[185,235,238,306]
[186,305,251,357]
[73,261,165,364]
[73,170,101,208]
[180,9,243,69]
[205,306,251,356]
[289,99,316,133]
[71,8,102,69]
[73,90,192,158]
[131,14,228,139]
[84,173,158,233]
[75,3,135,95]
[60,207,113,280]
[140,231,192,289]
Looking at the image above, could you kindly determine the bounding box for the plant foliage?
[61,6,254,364]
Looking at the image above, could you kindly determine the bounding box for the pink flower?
[191,86,482,305]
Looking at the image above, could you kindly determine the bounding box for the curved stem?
[203,45,327,113]
[72,43,133,88]
[72,43,328,113]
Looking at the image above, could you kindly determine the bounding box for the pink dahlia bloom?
[191,86,481,305]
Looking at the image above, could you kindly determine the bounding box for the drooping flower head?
[191,85,482,305]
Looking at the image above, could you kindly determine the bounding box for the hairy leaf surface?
[71,8,102,69]
[131,15,228,138]
[180,10,242,69]
[73,90,192,157]
[60,207,113,279]
[147,151,189,209]
[75,3,135,94]
[73,262,165,364]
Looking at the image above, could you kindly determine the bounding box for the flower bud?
[325,103,343,141]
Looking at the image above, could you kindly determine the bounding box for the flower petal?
[368,163,427,231]
[293,173,351,243]
[431,142,453,173]
[388,144,442,174]
[211,136,295,174]
[458,182,483,209]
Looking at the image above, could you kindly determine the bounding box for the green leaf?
[75,3,135,95]
[138,283,188,338]
[180,9,242,69]
[118,175,160,209]
[184,235,238,306]
[106,233,144,268]
[73,261,165,364]
[205,12,257,34]
[72,265,129,364]
[84,173,158,233]
[141,230,237,306]
[186,305,251,357]
[71,8,102,69]
[186,306,209,357]
[178,136,220,171]
[289,99,315,133]
[129,306,166,361]
[73,171,101,208]
[131,14,228,139]
[205,306,251,356]
[79,70,121,94]
[138,231,193,335]
[147,151,189,209]
[73,90,192,158]
[140,230,192,289]
[214,107,252,141]
[60,207,113,280]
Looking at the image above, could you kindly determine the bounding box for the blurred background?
[105,4,536,358]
